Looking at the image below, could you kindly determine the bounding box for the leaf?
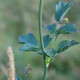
[19,33,37,46]
[55,40,80,53]
[38,49,57,58]
[25,33,37,46]
[19,43,40,51]
[55,1,72,22]
[42,23,56,34]
[69,40,79,47]
[44,48,57,58]
[19,33,39,52]
[55,24,77,35]
[19,35,27,44]
[46,23,56,34]
[38,51,47,56]
[55,40,69,53]
[39,35,52,49]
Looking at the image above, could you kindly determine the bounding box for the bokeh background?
[0,0,80,80]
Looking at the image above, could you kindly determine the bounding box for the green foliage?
[18,1,79,59]
[55,40,80,53]
[55,1,72,22]
[18,1,80,80]
[0,0,80,80]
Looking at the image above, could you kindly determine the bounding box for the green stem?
[57,23,60,29]
[39,0,47,80]
[50,24,60,62]
[43,56,47,80]
[39,0,44,51]
[51,36,56,48]
[47,37,56,66]
[51,23,60,48]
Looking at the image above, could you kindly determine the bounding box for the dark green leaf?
[44,48,57,58]
[19,43,40,51]
[55,1,72,22]
[55,40,80,53]
[46,23,56,34]
[19,33,39,52]
[39,35,52,49]
[26,33,37,46]
[38,51,47,56]
[55,40,69,53]
[38,48,56,58]
[55,24,77,35]
[19,33,37,46]
[69,40,79,47]
[42,23,56,34]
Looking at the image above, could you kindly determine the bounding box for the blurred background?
[0,0,80,80]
